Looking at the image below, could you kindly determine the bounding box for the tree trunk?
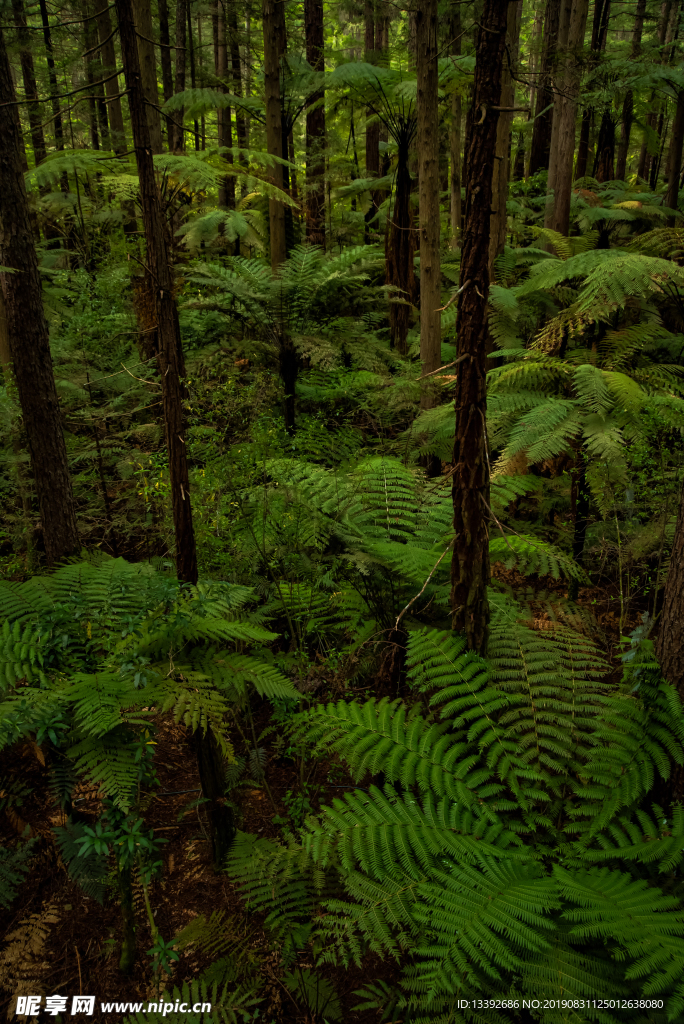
[0,25,80,567]
[115,0,198,585]
[575,0,611,183]
[615,0,646,181]
[117,860,136,974]
[133,0,163,154]
[451,0,509,656]
[489,0,522,277]
[305,0,326,248]
[544,0,590,237]
[187,3,199,150]
[666,90,684,221]
[529,0,560,176]
[38,0,65,152]
[216,0,235,209]
[364,0,380,243]
[593,106,616,181]
[263,0,287,269]
[656,480,684,695]
[416,0,440,405]
[158,0,174,147]
[170,0,187,152]
[191,727,235,869]
[96,0,127,155]
[12,0,47,168]
[575,108,593,182]
[638,0,673,181]
[84,2,109,152]
[449,4,462,248]
[387,133,415,355]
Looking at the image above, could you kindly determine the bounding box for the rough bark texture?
[489,1,522,276]
[133,0,163,154]
[451,0,509,655]
[666,89,684,220]
[529,0,560,176]
[305,0,326,248]
[416,0,440,404]
[171,0,187,152]
[12,0,48,167]
[449,5,462,247]
[615,0,646,180]
[158,0,174,147]
[263,0,287,269]
[115,0,198,585]
[544,0,590,237]
[0,25,80,566]
[96,0,127,155]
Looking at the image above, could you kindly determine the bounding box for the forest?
[3,0,684,1020]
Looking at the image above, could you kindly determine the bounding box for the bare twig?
[435,278,472,312]
[394,539,455,631]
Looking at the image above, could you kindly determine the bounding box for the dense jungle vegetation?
[4,0,684,1021]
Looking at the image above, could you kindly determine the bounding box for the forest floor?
[0,569,644,1022]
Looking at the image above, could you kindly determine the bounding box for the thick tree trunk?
[544,0,590,237]
[666,90,684,221]
[216,0,235,209]
[451,0,509,655]
[489,1,522,276]
[96,0,127,155]
[593,106,616,181]
[133,0,163,154]
[529,0,560,176]
[416,0,440,404]
[263,0,287,269]
[0,26,80,566]
[305,0,326,248]
[449,5,462,248]
[115,0,198,585]
[12,0,47,167]
[615,0,646,181]
[171,0,187,152]
[158,0,174,147]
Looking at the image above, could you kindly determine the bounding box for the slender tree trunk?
[305,0,326,248]
[95,0,126,156]
[171,0,187,152]
[117,861,136,974]
[38,0,65,152]
[191,727,235,869]
[615,0,646,180]
[489,0,522,276]
[575,0,611,182]
[449,4,462,248]
[416,0,440,406]
[0,25,80,566]
[529,0,560,175]
[158,0,174,147]
[84,3,105,151]
[133,0,163,154]
[216,0,235,209]
[364,0,380,243]
[227,0,246,155]
[666,90,684,221]
[187,2,199,149]
[544,0,590,237]
[638,0,673,181]
[451,0,509,655]
[115,0,198,585]
[656,480,684,695]
[12,0,47,167]
[387,133,415,355]
[263,0,287,269]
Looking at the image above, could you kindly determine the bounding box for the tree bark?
[227,0,246,155]
[364,0,380,243]
[191,727,235,869]
[544,0,590,237]
[451,0,509,656]
[305,0,326,248]
[489,0,522,276]
[416,0,440,405]
[216,0,235,209]
[38,0,65,152]
[666,89,684,221]
[263,0,287,269]
[529,0,560,176]
[615,0,646,181]
[170,0,187,152]
[387,130,416,355]
[593,106,616,181]
[96,0,127,155]
[656,480,684,696]
[449,4,462,248]
[638,0,674,181]
[11,0,47,167]
[115,0,198,585]
[0,25,80,566]
[158,0,174,147]
[133,0,163,155]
